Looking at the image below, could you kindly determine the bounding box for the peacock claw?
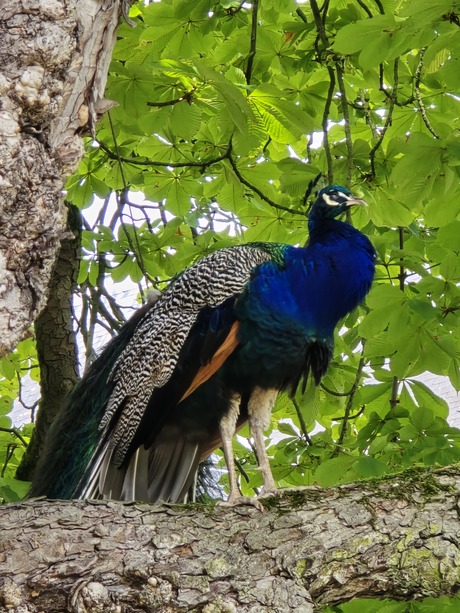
[259,487,282,499]
[219,495,264,511]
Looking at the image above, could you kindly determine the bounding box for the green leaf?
[277,158,320,197]
[194,61,253,134]
[277,421,298,437]
[314,456,354,487]
[334,15,398,56]
[409,380,449,419]
[448,359,460,392]
[353,456,387,479]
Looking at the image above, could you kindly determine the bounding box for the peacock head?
[309,185,366,220]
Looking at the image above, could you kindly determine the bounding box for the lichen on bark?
[1,466,459,612]
[0,0,122,357]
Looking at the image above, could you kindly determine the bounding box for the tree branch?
[414,47,440,139]
[96,139,233,169]
[227,155,305,215]
[309,0,335,183]
[147,90,195,108]
[3,467,460,611]
[335,63,354,187]
[331,340,367,457]
[245,0,259,85]
[15,205,81,482]
[370,59,398,179]
[0,427,28,448]
[356,0,373,18]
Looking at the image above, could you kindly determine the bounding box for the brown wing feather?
[180,321,240,402]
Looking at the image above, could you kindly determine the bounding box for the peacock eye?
[322,191,341,206]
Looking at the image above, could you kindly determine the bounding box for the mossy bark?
[1,466,459,612]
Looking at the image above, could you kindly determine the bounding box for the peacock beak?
[345,197,367,207]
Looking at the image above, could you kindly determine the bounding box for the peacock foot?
[218,494,264,511]
[259,486,283,499]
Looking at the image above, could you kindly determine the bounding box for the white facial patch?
[322,192,341,206]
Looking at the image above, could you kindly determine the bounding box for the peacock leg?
[219,394,263,509]
[219,393,241,503]
[247,387,279,495]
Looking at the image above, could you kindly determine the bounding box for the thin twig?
[89,285,125,332]
[310,0,335,182]
[322,69,336,184]
[310,0,329,47]
[98,285,129,322]
[227,154,305,215]
[331,340,367,458]
[94,194,111,228]
[372,0,385,14]
[0,427,28,447]
[105,114,157,285]
[321,383,354,397]
[106,116,157,286]
[117,189,156,285]
[356,0,373,18]
[369,58,398,179]
[292,398,312,445]
[332,406,365,421]
[147,90,195,108]
[85,255,107,363]
[335,63,354,187]
[320,0,330,25]
[379,63,414,107]
[234,456,251,484]
[96,139,232,169]
[414,47,440,139]
[245,0,259,85]
[388,228,405,409]
[15,371,39,418]
[1,444,17,478]
[296,7,308,22]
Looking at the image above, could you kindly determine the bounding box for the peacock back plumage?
[30,185,376,503]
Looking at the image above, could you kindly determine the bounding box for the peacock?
[30,185,376,504]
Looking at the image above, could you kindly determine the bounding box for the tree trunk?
[1,467,459,612]
[0,0,122,358]
[15,205,81,482]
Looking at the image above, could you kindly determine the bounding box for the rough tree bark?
[16,205,81,481]
[1,466,459,613]
[0,0,124,358]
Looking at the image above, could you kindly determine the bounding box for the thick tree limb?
[1,466,459,612]
[0,0,123,357]
[16,205,81,482]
